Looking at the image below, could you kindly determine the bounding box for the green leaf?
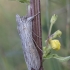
[43,53,70,62]
[43,46,51,58]
[53,54,70,62]
[10,0,29,3]
[9,0,29,3]
[19,0,29,3]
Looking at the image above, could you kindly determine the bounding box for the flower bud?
[50,14,58,24]
[50,40,61,50]
[51,30,62,39]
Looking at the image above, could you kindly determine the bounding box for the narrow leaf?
[43,53,70,62]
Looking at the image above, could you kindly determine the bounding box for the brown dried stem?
[30,0,43,70]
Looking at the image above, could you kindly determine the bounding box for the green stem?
[48,23,53,37]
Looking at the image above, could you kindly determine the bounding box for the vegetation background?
[0,0,70,70]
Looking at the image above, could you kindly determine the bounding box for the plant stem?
[48,23,53,36]
[30,0,43,70]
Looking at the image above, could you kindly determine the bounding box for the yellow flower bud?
[50,40,61,50]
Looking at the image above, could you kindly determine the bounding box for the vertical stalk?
[66,0,70,52]
[30,0,43,70]
[46,0,50,31]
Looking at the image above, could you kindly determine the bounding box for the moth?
[16,10,40,70]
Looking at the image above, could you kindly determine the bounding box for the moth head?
[16,14,27,24]
[16,14,25,32]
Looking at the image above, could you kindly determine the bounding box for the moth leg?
[32,37,43,53]
[27,12,40,21]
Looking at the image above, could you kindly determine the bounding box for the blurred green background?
[0,0,70,70]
